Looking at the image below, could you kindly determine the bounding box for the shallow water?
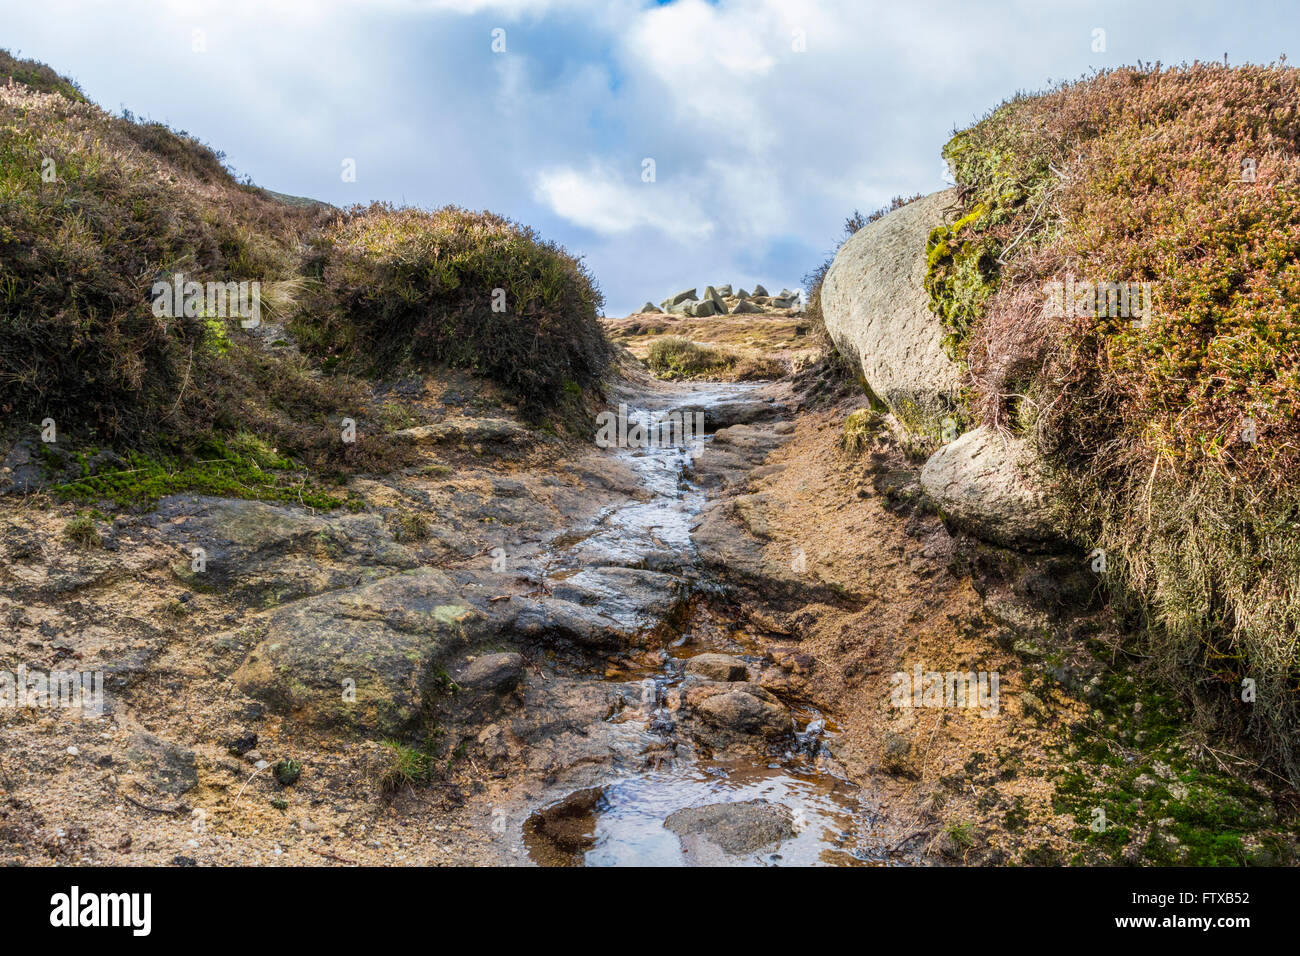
[524,381,894,866]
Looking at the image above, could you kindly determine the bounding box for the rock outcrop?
[820,189,962,435]
[820,189,1062,549]
[650,283,802,318]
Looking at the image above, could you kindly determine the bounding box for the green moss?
[924,203,1002,360]
[840,408,883,455]
[53,439,344,510]
[1050,663,1290,866]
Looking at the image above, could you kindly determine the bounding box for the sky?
[4,0,1298,315]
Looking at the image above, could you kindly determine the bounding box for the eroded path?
[505,378,904,865]
[0,365,990,866]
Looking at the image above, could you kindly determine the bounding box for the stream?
[519,381,896,866]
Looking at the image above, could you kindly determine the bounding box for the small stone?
[685,653,749,682]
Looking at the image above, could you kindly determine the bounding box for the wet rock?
[510,677,621,748]
[457,652,525,695]
[511,597,629,651]
[664,799,794,856]
[682,681,794,748]
[795,718,825,755]
[684,653,749,682]
[158,497,418,605]
[233,568,488,735]
[546,566,687,633]
[696,400,788,431]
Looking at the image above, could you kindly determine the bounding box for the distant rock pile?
[637,284,803,317]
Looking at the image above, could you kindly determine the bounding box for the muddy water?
[523,382,895,866]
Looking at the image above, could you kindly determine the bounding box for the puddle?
[525,755,892,867]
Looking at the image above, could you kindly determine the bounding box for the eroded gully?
[506,379,898,866]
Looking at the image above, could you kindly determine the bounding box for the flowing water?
[522,382,898,866]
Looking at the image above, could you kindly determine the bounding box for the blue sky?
[5,0,1298,314]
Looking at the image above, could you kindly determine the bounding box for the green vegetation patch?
[53,437,345,510]
[1051,666,1293,866]
[646,336,736,379]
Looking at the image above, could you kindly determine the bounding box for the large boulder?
[919,426,1061,549]
[821,189,963,436]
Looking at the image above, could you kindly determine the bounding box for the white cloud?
[5,0,1290,315]
[533,162,714,240]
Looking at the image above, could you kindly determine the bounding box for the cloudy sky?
[5,0,1296,314]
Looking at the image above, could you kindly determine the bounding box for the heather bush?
[929,62,1300,780]
[0,54,402,496]
[295,204,611,419]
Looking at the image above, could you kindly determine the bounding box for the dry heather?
[926,62,1300,780]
